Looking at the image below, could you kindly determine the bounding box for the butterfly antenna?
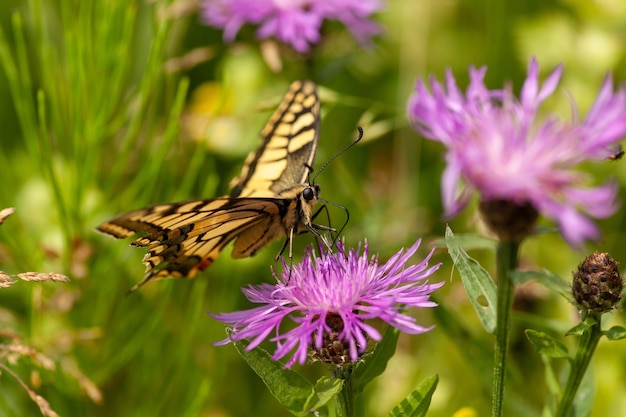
[311,126,363,183]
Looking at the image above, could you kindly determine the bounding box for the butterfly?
[97,80,332,291]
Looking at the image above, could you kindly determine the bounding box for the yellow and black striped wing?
[230,80,320,198]
[97,80,322,290]
[97,197,295,291]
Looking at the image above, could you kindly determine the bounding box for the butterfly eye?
[303,187,316,201]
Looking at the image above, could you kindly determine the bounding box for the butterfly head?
[302,184,320,202]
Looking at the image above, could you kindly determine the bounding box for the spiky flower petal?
[211,239,443,367]
[201,0,383,53]
[407,58,626,246]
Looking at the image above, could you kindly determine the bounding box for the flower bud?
[478,199,539,243]
[572,252,623,315]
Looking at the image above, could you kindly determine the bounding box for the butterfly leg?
[315,198,351,248]
[306,223,334,253]
[311,204,338,244]
[273,228,296,282]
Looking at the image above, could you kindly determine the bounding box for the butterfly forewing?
[97,80,322,290]
[230,80,319,198]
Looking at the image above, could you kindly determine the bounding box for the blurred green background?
[1,0,625,416]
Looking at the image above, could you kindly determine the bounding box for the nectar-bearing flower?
[200,0,383,53]
[211,239,443,368]
[407,58,626,246]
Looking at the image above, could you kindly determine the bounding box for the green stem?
[555,315,602,417]
[333,366,355,417]
[492,241,520,417]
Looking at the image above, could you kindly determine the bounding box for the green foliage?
[1,0,626,416]
[512,270,574,304]
[604,326,626,341]
[386,375,438,417]
[445,227,497,334]
[353,326,400,396]
[233,340,342,416]
[525,329,570,359]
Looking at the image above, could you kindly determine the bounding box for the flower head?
[201,0,383,53]
[211,239,443,367]
[407,58,626,246]
[573,252,624,316]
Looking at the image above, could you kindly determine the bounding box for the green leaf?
[566,318,596,336]
[445,226,497,333]
[353,326,400,396]
[233,341,337,416]
[604,325,626,341]
[540,355,562,402]
[511,270,573,303]
[303,377,344,412]
[525,329,570,359]
[386,375,439,417]
[431,233,497,251]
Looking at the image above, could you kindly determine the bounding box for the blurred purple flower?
[407,58,626,246]
[201,0,383,53]
[211,239,443,367]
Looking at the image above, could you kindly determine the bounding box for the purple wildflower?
[211,239,443,368]
[200,0,383,53]
[407,57,626,246]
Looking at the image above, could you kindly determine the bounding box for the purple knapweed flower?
[407,58,626,246]
[211,239,443,368]
[200,0,383,53]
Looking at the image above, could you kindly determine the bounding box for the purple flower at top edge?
[210,239,443,368]
[407,57,626,247]
[200,0,384,53]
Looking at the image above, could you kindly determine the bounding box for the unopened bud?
[572,252,623,315]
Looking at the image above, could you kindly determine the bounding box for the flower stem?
[492,241,520,417]
[555,314,602,417]
[333,366,355,417]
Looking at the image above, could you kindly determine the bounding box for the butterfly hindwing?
[97,80,323,290]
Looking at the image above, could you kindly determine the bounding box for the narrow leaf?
[353,326,400,396]
[512,270,573,303]
[445,226,497,333]
[432,233,497,251]
[566,318,595,337]
[540,355,562,401]
[387,375,439,417]
[525,329,570,359]
[233,341,316,416]
[302,377,343,412]
[604,326,626,341]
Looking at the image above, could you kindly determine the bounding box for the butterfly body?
[97,80,324,290]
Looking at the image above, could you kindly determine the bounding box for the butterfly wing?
[230,80,320,198]
[97,197,292,290]
[97,80,323,289]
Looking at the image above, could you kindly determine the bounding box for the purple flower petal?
[407,58,626,247]
[211,239,443,367]
[201,0,383,52]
